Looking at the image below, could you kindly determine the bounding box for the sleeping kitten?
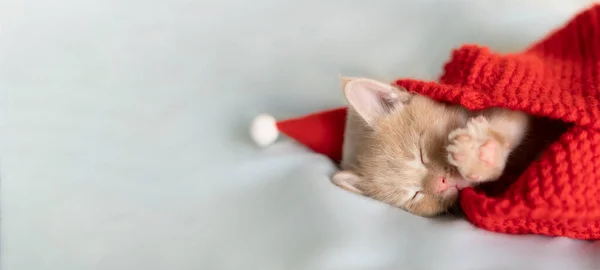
[332,77,530,217]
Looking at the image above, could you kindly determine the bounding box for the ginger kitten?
[332,77,530,217]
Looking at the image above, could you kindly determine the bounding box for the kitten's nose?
[434,176,455,194]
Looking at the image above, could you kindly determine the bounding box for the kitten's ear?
[341,77,412,127]
[331,170,364,195]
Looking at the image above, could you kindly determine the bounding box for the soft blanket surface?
[1,0,600,269]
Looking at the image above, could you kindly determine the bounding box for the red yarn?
[393,4,600,239]
[271,4,600,239]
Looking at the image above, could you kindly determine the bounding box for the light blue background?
[1,0,599,269]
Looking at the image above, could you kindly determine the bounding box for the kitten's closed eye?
[411,191,423,201]
[419,134,428,164]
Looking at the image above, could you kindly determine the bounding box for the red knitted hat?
[250,108,347,162]
[251,4,600,239]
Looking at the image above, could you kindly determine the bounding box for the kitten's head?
[334,77,471,216]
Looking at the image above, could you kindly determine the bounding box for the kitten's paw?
[446,116,508,182]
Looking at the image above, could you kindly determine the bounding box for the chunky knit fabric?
[393,4,600,239]
[264,4,600,239]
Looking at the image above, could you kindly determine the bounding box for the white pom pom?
[250,114,279,147]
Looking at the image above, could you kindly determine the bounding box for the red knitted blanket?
[392,4,600,239]
[271,4,600,239]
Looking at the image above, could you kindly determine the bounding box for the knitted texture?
[394,4,600,239]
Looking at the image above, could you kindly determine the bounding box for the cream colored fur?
[333,77,529,217]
